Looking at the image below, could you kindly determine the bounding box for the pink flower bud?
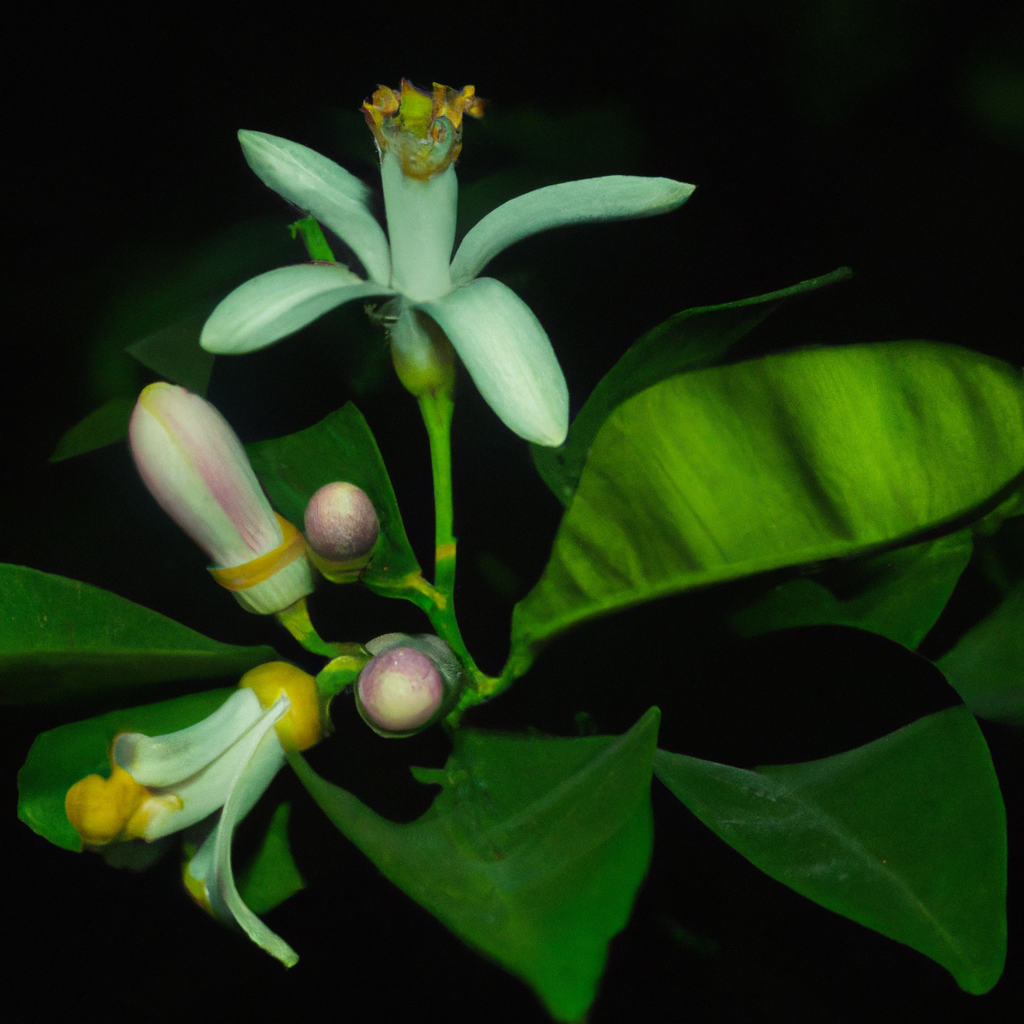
[304,482,379,563]
[129,382,314,614]
[355,634,463,736]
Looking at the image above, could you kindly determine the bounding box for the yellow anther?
[362,79,484,180]
[240,662,324,753]
[65,765,150,846]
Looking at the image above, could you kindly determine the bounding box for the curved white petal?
[137,696,287,841]
[187,697,297,966]
[420,278,568,446]
[239,131,392,285]
[115,689,262,786]
[201,264,393,354]
[450,176,696,285]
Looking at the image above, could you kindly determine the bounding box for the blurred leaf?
[936,583,1024,726]
[731,529,973,649]
[292,708,660,1023]
[512,343,1024,676]
[654,705,1006,994]
[18,688,233,851]
[533,268,853,506]
[237,801,305,916]
[0,564,278,704]
[125,313,215,395]
[48,397,135,463]
[247,403,421,591]
[86,219,299,405]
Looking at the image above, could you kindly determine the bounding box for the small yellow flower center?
[362,79,485,181]
[240,661,324,752]
[65,764,179,845]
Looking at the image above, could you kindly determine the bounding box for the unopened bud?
[129,383,314,614]
[304,482,379,565]
[356,633,463,737]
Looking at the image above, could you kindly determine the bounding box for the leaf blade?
[513,343,1024,674]
[0,565,278,704]
[654,705,1007,994]
[292,708,660,1021]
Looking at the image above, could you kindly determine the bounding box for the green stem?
[419,391,456,598]
[417,392,497,714]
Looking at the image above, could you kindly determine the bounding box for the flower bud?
[355,633,463,736]
[304,482,379,574]
[129,382,314,614]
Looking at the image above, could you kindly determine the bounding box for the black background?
[4,3,1021,1020]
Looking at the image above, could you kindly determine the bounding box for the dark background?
[4,3,1021,1020]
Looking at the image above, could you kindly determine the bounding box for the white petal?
[380,153,457,302]
[450,176,696,285]
[420,279,568,446]
[239,130,392,285]
[130,694,286,841]
[114,689,262,786]
[192,699,298,966]
[201,264,393,354]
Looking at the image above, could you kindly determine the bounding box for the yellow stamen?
[240,662,324,753]
[362,79,485,180]
[182,852,215,916]
[65,765,153,845]
[209,514,308,592]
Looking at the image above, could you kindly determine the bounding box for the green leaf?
[937,583,1024,725]
[654,705,1006,994]
[125,313,215,395]
[48,397,136,463]
[532,268,853,506]
[291,708,660,1022]
[0,565,279,704]
[18,688,234,851]
[237,801,305,916]
[512,343,1024,676]
[731,529,973,649]
[247,403,421,591]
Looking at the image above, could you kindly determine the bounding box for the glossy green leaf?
[18,688,234,851]
[237,801,305,916]
[247,403,421,590]
[937,583,1024,725]
[292,708,660,1022]
[654,705,1006,994]
[512,343,1024,676]
[0,565,279,704]
[731,530,973,649]
[532,268,853,506]
[48,398,135,463]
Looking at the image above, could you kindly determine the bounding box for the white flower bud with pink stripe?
[129,382,314,614]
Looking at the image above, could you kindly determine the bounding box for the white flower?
[65,662,323,966]
[200,80,695,446]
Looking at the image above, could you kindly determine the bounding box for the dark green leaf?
[731,530,973,649]
[0,564,279,704]
[512,343,1024,676]
[533,268,853,505]
[292,708,660,1022]
[18,688,234,851]
[125,313,215,395]
[937,583,1024,725]
[247,404,421,591]
[654,705,1006,994]
[48,398,136,463]
[237,801,305,915]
